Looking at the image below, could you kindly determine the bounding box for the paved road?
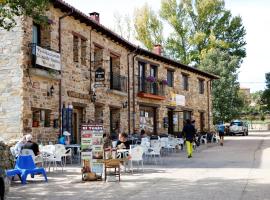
[7,131,270,200]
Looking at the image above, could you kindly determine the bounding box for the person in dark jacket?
[182,119,196,158]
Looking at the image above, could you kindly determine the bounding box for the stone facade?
[0,17,24,141]
[0,1,216,143]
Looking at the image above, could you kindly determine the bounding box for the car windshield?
[230,121,243,126]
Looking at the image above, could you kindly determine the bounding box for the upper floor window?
[199,79,205,94]
[32,24,40,45]
[138,61,146,92]
[81,39,87,66]
[73,35,79,62]
[94,45,103,68]
[182,74,189,91]
[150,65,158,78]
[167,70,174,87]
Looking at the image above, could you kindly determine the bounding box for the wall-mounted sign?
[67,91,91,100]
[169,92,186,106]
[176,94,185,106]
[95,67,105,82]
[35,46,61,71]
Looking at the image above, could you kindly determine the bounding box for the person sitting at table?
[22,134,40,156]
[140,129,147,138]
[14,135,26,158]
[116,132,131,149]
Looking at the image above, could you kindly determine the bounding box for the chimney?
[89,12,100,23]
[153,44,162,55]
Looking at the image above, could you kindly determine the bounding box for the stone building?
[0,0,218,143]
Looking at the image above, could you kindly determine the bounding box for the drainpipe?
[132,48,140,133]
[89,28,93,100]
[127,46,139,135]
[207,80,211,131]
[58,10,73,135]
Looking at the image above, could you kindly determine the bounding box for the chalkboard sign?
[95,67,105,82]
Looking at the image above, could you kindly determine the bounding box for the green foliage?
[261,73,270,111]
[134,3,164,50]
[200,49,244,123]
[132,0,247,124]
[0,0,49,30]
[159,0,246,65]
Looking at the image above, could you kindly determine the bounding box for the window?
[150,65,157,78]
[32,24,40,45]
[199,79,205,94]
[32,108,51,128]
[138,62,146,92]
[73,35,79,62]
[183,111,192,121]
[94,46,103,69]
[167,70,174,87]
[182,74,189,91]
[150,65,158,94]
[81,39,87,66]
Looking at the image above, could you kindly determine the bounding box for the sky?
[65,0,270,93]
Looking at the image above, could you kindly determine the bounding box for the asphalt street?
[7,131,270,200]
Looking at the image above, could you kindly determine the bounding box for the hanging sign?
[35,46,61,71]
[95,67,105,82]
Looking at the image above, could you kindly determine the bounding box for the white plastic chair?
[54,144,72,165]
[200,134,207,144]
[129,145,144,173]
[144,141,162,165]
[211,134,220,143]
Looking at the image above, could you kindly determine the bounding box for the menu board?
[81,124,104,175]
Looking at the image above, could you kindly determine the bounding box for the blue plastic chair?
[6,155,48,184]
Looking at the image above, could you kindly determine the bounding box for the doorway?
[72,107,83,144]
[110,107,120,140]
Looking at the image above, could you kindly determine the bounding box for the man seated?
[22,134,40,156]
[116,133,131,149]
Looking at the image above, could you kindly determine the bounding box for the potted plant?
[159,79,168,86]
[146,76,156,83]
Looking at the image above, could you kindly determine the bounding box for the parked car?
[0,168,9,200]
[229,120,248,136]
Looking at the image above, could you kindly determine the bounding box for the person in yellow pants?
[183,119,196,158]
[186,140,193,158]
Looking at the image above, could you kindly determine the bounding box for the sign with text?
[176,94,185,106]
[95,67,105,82]
[81,124,104,176]
[35,46,61,71]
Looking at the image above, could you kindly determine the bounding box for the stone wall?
[0,17,24,141]
[0,3,215,143]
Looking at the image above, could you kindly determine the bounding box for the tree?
[159,0,246,65]
[134,4,164,50]
[113,12,133,41]
[132,0,247,124]
[0,0,49,30]
[261,73,270,112]
[200,49,244,123]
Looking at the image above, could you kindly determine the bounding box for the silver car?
[229,120,248,136]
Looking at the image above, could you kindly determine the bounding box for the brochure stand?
[81,124,104,181]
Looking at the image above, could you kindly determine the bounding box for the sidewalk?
[7,142,221,200]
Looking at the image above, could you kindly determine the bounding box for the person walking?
[217,122,225,146]
[182,119,196,158]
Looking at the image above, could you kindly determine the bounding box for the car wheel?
[0,177,5,200]
[242,132,245,136]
